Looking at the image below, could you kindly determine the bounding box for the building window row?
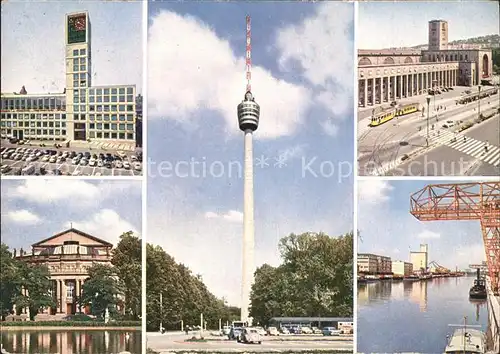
[88,104,135,113]
[89,95,135,103]
[1,98,66,111]
[1,128,67,136]
[1,113,67,120]
[88,131,134,140]
[89,87,133,96]
[428,53,468,62]
[1,121,67,128]
[89,113,134,122]
[89,123,134,131]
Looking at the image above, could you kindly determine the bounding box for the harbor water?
[0,329,141,354]
[358,275,488,353]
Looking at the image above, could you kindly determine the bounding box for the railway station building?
[358,19,494,107]
[11,228,117,319]
[0,11,138,147]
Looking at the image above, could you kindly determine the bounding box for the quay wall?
[486,277,500,353]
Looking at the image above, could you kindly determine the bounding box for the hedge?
[1,320,141,327]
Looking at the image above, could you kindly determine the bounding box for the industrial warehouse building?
[0,11,139,148]
[358,19,494,107]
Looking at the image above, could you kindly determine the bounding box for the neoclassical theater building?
[13,228,114,319]
[358,19,494,107]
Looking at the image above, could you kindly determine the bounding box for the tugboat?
[444,316,489,354]
[469,269,487,299]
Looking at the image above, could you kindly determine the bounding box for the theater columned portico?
[13,228,113,318]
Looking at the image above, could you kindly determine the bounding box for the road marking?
[422,129,500,167]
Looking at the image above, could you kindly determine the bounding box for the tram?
[456,87,498,104]
[369,103,419,127]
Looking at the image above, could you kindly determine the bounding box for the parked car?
[239,327,262,344]
[322,327,342,336]
[312,327,323,334]
[228,326,243,340]
[267,326,279,336]
[254,326,266,336]
[300,326,313,334]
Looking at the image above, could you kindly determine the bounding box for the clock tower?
[65,11,92,141]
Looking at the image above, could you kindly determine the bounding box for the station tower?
[237,15,260,324]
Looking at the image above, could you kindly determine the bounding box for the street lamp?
[426,96,431,147]
[478,85,482,121]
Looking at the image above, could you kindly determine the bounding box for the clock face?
[68,14,87,44]
[75,17,86,31]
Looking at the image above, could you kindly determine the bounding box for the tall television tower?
[237,15,260,324]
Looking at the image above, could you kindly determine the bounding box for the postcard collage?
[1,1,499,354]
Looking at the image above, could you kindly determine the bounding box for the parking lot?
[1,143,142,176]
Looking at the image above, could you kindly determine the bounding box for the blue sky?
[1,180,142,251]
[1,1,142,93]
[358,180,492,270]
[146,2,354,306]
[359,1,500,49]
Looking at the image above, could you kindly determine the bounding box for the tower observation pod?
[237,91,260,132]
[237,15,260,326]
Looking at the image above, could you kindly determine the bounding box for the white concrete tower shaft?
[237,15,260,324]
[241,128,255,323]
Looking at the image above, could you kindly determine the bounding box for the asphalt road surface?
[147,332,353,353]
[358,92,499,176]
[386,116,500,176]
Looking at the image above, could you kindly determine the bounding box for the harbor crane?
[428,260,450,274]
[410,182,500,295]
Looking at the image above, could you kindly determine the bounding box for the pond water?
[0,329,141,354]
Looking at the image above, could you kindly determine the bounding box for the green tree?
[79,263,123,319]
[111,231,142,320]
[249,231,353,325]
[0,244,20,320]
[146,243,239,331]
[14,261,55,320]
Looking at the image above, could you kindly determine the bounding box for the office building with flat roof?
[1,11,137,146]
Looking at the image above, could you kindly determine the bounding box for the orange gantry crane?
[410,182,500,295]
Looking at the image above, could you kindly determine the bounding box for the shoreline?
[0,326,141,331]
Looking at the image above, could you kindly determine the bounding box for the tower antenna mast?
[246,15,252,93]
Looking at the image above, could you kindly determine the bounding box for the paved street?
[386,116,500,176]
[358,87,499,176]
[147,332,353,353]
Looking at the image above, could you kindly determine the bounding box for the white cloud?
[277,144,306,162]
[275,3,353,118]
[358,180,393,204]
[205,210,243,223]
[148,11,312,139]
[320,119,340,137]
[9,180,139,206]
[417,230,441,239]
[71,209,139,246]
[5,210,41,225]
